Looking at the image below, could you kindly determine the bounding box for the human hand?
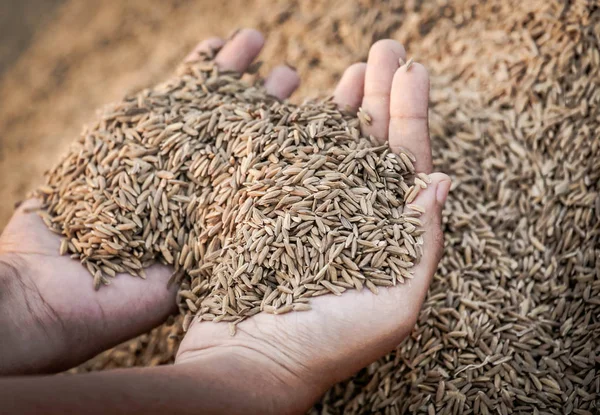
[0,29,302,375]
[175,30,451,414]
[0,27,450,412]
[0,28,449,415]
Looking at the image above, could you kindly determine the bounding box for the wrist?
[176,344,323,415]
[0,254,70,375]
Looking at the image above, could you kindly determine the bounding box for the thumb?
[416,171,451,258]
[405,172,451,302]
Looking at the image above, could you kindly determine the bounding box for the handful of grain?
[35,52,427,332]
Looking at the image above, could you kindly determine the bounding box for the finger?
[333,63,367,112]
[2,200,178,371]
[263,65,300,100]
[301,173,451,375]
[400,172,451,313]
[389,62,432,173]
[94,263,177,337]
[361,40,406,143]
[184,37,225,63]
[214,28,265,73]
[178,174,452,389]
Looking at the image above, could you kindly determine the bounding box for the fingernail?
[436,179,451,206]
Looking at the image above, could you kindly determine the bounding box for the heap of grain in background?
[36,53,427,332]
[14,0,595,413]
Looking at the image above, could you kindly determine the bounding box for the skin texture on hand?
[0,29,302,376]
[176,30,452,410]
[0,199,178,374]
[0,29,450,414]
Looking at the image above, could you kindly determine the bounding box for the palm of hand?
[175,29,449,405]
[0,30,449,397]
[0,199,176,368]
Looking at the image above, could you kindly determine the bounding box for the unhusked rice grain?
[53,0,598,413]
[35,49,425,329]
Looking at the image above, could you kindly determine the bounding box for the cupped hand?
[0,29,301,375]
[0,30,451,412]
[175,30,451,413]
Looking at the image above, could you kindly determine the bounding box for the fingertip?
[184,37,225,62]
[264,65,301,100]
[432,173,451,207]
[408,172,449,273]
[409,172,450,220]
[346,62,368,74]
[391,62,430,119]
[236,28,265,50]
[333,62,367,111]
[428,172,451,183]
[368,39,407,63]
[215,28,265,72]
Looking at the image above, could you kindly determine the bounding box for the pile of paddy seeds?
[35,53,426,332]
[27,1,597,412]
